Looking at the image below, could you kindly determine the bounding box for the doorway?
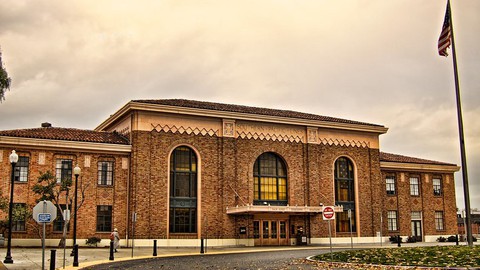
[253,219,289,246]
[411,220,422,242]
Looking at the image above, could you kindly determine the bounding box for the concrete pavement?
[0,241,471,270]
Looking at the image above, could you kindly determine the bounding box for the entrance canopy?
[226,204,343,215]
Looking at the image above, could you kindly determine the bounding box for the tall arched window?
[169,146,197,233]
[334,157,356,233]
[253,152,287,206]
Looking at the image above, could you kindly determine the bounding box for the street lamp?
[72,165,81,267]
[4,150,18,264]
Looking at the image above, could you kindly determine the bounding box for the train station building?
[0,99,459,246]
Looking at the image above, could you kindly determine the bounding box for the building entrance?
[253,219,289,246]
[411,220,422,242]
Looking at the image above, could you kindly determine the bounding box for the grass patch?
[314,246,480,268]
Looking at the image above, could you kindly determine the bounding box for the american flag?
[438,1,451,57]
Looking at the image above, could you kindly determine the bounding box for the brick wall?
[381,170,457,239]
[0,130,457,243]
[129,129,384,240]
[0,148,129,241]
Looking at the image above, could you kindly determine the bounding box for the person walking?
[110,228,120,252]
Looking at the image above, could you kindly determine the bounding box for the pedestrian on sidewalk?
[110,228,120,252]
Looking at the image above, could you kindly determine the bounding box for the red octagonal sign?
[322,206,335,220]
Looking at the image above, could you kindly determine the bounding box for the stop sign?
[322,206,335,220]
[33,200,57,224]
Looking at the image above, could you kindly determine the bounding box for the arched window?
[334,157,356,233]
[169,146,197,233]
[253,152,287,206]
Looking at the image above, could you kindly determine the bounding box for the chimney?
[41,122,52,128]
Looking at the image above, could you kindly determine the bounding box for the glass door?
[253,219,289,246]
[411,220,422,242]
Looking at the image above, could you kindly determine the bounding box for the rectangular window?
[336,179,354,202]
[56,159,73,184]
[14,156,29,182]
[53,204,70,232]
[12,203,27,232]
[271,221,277,238]
[98,161,114,186]
[433,178,442,196]
[253,221,260,239]
[336,210,356,233]
[280,221,286,238]
[169,208,196,233]
[411,211,422,220]
[96,205,112,232]
[410,177,420,196]
[387,211,398,231]
[262,221,269,238]
[386,175,396,195]
[435,211,445,230]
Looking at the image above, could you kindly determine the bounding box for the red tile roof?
[380,152,456,166]
[133,99,384,128]
[0,127,129,145]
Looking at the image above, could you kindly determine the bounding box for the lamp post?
[72,165,81,267]
[4,150,18,264]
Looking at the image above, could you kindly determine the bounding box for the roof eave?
[96,101,389,134]
[0,136,132,154]
[380,161,460,173]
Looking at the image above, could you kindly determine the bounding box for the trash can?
[296,227,307,246]
[296,234,307,246]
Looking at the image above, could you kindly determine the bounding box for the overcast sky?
[0,1,478,210]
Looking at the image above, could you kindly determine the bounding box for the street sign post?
[322,206,335,260]
[322,206,335,220]
[33,200,57,223]
[131,212,137,258]
[348,209,353,248]
[33,201,56,270]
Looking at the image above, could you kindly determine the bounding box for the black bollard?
[49,249,56,270]
[153,240,157,256]
[397,235,401,247]
[200,238,204,254]
[456,234,459,246]
[73,244,79,267]
[109,241,114,261]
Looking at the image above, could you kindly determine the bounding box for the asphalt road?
[85,249,337,270]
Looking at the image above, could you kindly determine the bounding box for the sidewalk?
[0,241,471,270]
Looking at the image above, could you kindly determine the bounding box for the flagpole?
[448,0,473,247]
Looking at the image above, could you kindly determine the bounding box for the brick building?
[457,212,480,238]
[0,99,459,247]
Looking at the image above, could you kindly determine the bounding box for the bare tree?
[32,171,90,247]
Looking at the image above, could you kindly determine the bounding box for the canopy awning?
[226,204,343,215]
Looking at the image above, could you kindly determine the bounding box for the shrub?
[447,235,458,242]
[86,236,101,247]
[437,236,447,242]
[389,235,402,243]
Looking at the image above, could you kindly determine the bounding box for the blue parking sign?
[38,213,51,223]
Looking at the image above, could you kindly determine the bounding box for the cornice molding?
[380,161,460,173]
[0,136,131,154]
[95,101,389,134]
